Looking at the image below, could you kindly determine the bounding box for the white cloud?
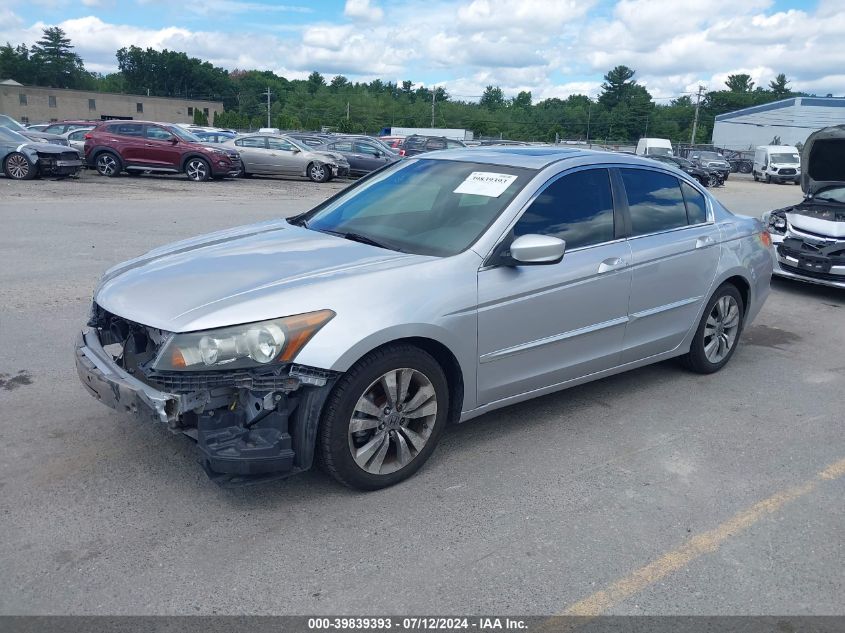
[344,0,383,22]
[1,0,844,100]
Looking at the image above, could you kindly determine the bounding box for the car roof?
[421,146,661,170]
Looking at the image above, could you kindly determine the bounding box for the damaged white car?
[763,125,845,289]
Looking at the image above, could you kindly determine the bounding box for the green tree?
[306,71,325,95]
[599,65,636,108]
[0,43,34,83]
[480,85,505,110]
[193,109,208,125]
[725,73,755,92]
[29,27,89,88]
[512,90,532,109]
[769,73,791,98]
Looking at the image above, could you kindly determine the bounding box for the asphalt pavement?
[0,172,842,615]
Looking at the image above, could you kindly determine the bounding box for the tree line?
[1,27,810,143]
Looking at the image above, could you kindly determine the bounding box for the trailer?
[378,127,474,141]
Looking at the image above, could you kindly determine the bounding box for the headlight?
[153,310,335,371]
[762,212,786,234]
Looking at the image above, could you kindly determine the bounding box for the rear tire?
[3,152,36,180]
[681,284,744,374]
[318,344,449,490]
[94,152,121,177]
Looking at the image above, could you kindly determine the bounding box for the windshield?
[302,159,534,256]
[698,152,724,160]
[169,126,201,142]
[0,126,31,143]
[814,186,845,203]
[0,114,27,132]
[646,147,672,156]
[771,153,799,164]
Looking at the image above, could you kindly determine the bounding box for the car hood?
[17,141,73,153]
[22,130,66,144]
[801,125,845,196]
[94,219,428,332]
[785,203,845,238]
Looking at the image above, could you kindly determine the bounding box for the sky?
[2,0,844,102]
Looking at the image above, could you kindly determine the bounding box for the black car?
[648,155,723,187]
[0,126,82,180]
[314,136,400,176]
[400,135,467,156]
[688,150,731,181]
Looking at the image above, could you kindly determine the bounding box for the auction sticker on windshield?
[453,172,518,197]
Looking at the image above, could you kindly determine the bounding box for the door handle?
[597,257,627,274]
[695,235,717,249]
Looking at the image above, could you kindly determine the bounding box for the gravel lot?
[1,170,843,616]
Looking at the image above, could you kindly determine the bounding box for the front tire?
[308,162,331,183]
[185,157,211,182]
[3,152,36,180]
[682,284,744,374]
[319,345,449,490]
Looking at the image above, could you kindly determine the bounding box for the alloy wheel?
[186,159,209,181]
[96,154,117,176]
[347,368,437,475]
[6,154,30,179]
[703,295,740,363]
[310,164,325,181]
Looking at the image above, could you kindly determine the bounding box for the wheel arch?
[89,146,121,165]
[180,153,211,171]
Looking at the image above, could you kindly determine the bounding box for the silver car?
[61,126,95,156]
[75,148,772,489]
[222,133,350,182]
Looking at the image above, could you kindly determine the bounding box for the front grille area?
[777,168,797,176]
[60,151,79,161]
[145,368,300,392]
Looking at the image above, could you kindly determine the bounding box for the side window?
[235,137,266,148]
[446,140,464,149]
[332,140,353,152]
[267,137,294,151]
[621,169,687,236]
[69,130,87,140]
[681,181,708,224]
[145,126,173,140]
[113,124,144,137]
[426,138,446,150]
[354,142,379,155]
[513,168,615,250]
[44,125,62,134]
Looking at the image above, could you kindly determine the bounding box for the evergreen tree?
[29,27,88,88]
[725,73,755,92]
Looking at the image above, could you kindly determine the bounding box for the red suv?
[84,121,242,181]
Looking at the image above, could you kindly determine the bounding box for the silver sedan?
[221,133,350,182]
[75,148,773,489]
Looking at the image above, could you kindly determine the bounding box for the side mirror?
[291,147,301,153]
[374,151,383,157]
[508,234,566,265]
[168,136,178,144]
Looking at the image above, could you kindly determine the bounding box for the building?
[0,79,223,125]
[712,96,845,151]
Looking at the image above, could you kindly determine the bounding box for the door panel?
[619,169,721,363]
[476,167,631,406]
[235,137,268,171]
[142,126,181,168]
[477,242,632,404]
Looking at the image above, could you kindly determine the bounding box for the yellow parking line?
[562,457,845,617]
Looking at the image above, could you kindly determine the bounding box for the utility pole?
[431,89,435,128]
[346,101,350,121]
[690,85,705,146]
[264,86,272,129]
[586,98,592,145]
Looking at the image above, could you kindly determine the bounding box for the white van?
[635,137,673,157]
[753,145,801,184]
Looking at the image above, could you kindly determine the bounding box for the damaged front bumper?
[75,328,336,485]
[768,236,845,289]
